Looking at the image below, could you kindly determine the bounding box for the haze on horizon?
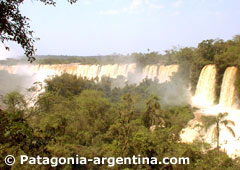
[0,0,240,60]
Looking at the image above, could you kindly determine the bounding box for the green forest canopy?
[1,73,240,169]
[1,35,240,169]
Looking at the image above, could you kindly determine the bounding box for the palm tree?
[202,112,235,151]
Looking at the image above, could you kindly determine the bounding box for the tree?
[2,91,27,116]
[117,94,135,153]
[0,0,77,62]
[142,95,164,129]
[44,73,95,97]
[233,34,240,43]
[0,93,50,169]
[202,112,235,151]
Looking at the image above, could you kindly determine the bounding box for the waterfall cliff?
[0,63,179,84]
[142,64,179,83]
[219,67,238,109]
[192,65,217,107]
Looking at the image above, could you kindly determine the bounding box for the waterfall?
[86,65,100,79]
[143,65,158,80]
[142,64,178,82]
[219,67,238,109]
[158,65,179,83]
[192,64,217,108]
[0,63,180,83]
[182,66,240,159]
[117,64,128,77]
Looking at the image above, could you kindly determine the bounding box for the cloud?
[99,0,164,15]
[131,0,142,9]
[145,0,164,9]
[0,45,16,60]
[172,11,181,16]
[82,0,91,5]
[173,0,183,8]
[214,11,221,16]
[99,9,121,15]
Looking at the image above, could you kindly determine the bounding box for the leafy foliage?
[1,73,240,169]
[201,113,235,150]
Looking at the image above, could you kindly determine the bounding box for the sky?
[0,0,240,59]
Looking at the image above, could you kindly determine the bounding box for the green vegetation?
[201,113,235,151]
[2,35,240,97]
[1,35,240,169]
[1,74,240,169]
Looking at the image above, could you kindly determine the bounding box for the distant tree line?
[1,35,240,102]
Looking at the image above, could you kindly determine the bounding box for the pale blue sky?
[0,0,240,59]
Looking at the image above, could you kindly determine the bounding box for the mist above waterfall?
[0,71,26,92]
[180,64,240,158]
[0,62,192,106]
[2,61,240,158]
[1,61,239,110]
[0,70,35,107]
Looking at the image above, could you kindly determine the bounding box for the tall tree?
[202,112,235,151]
[142,95,164,129]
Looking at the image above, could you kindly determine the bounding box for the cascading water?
[158,65,179,83]
[192,65,217,108]
[142,64,179,82]
[182,65,240,158]
[143,65,158,80]
[0,63,178,84]
[3,62,240,158]
[219,67,238,109]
